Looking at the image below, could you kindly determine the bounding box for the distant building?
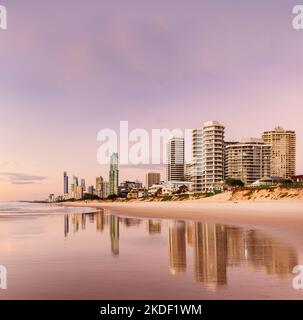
[73,176,78,187]
[63,172,69,194]
[167,136,185,182]
[72,175,79,193]
[81,179,86,192]
[87,185,94,195]
[75,186,83,200]
[225,138,271,185]
[262,126,296,178]
[103,181,110,198]
[146,172,161,188]
[109,153,119,195]
[202,121,225,191]
[118,181,143,197]
[95,176,104,198]
[127,188,146,199]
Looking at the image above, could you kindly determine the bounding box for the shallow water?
[0,202,302,299]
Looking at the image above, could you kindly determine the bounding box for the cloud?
[0,172,47,185]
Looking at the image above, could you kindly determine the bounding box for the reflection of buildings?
[63,211,298,287]
[64,214,69,237]
[147,220,161,234]
[193,223,227,289]
[110,215,120,257]
[169,221,186,274]
[96,211,108,232]
[121,218,141,228]
[239,229,297,276]
[191,223,297,290]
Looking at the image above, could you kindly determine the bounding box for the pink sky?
[0,0,302,200]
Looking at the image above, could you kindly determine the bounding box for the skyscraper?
[73,176,79,192]
[63,171,68,194]
[103,181,110,198]
[81,179,86,192]
[202,121,225,191]
[95,176,104,198]
[262,127,296,178]
[145,172,161,188]
[167,136,185,182]
[109,153,119,195]
[225,138,271,185]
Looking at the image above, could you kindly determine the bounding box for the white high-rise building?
[191,128,203,193]
[167,136,185,182]
[201,121,225,191]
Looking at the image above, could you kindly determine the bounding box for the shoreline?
[61,199,303,253]
[61,198,303,229]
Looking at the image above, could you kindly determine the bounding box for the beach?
[1,200,303,299]
[62,198,303,230]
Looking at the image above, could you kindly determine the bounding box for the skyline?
[1,0,303,200]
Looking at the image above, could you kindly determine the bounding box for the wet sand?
[62,199,303,252]
[62,199,303,230]
[1,201,303,299]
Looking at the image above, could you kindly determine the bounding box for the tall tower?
[109,153,119,195]
[167,136,185,182]
[63,172,69,194]
[95,176,104,198]
[262,126,296,178]
[202,121,225,191]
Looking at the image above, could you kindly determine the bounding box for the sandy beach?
[2,201,303,299]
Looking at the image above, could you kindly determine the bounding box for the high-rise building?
[167,136,185,182]
[225,138,271,185]
[191,128,203,192]
[72,175,79,193]
[145,172,161,188]
[63,171,68,194]
[262,126,296,178]
[87,185,94,195]
[95,176,104,198]
[81,179,86,192]
[109,153,119,195]
[103,181,110,198]
[201,121,225,191]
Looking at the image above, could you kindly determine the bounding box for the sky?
[0,0,302,200]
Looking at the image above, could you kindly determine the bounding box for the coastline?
[61,198,303,253]
[61,198,303,229]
